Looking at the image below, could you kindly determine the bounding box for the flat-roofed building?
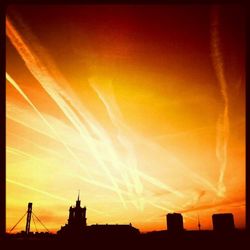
[166,213,184,232]
[212,213,235,231]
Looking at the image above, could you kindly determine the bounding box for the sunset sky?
[6,4,245,233]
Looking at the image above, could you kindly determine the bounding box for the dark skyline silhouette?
[3,194,248,250]
[7,195,241,238]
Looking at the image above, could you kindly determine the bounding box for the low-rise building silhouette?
[212,213,235,231]
[166,213,184,232]
[87,224,140,239]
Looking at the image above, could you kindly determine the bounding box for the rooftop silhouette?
[57,194,139,238]
[5,194,246,250]
[166,213,184,232]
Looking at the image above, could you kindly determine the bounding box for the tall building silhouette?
[58,193,87,235]
[68,193,87,227]
[212,213,235,231]
[166,213,184,232]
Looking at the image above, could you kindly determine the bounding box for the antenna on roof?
[198,214,201,231]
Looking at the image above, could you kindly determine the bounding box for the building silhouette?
[57,193,139,238]
[87,224,140,239]
[58,193,87,236]
[212,213,235,231]
[166,213,184,232]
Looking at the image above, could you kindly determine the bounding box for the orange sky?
[6,4,245,233]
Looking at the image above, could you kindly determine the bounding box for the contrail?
[89,79,149,209]
[178,198,245,214]
[7,13,222,215]
[147,200,197,221]
[7,142,132,208]
[91,90,217,197]
[89,78,220,201]
[89,79,219,195]
[7,15,189,210]
[8,131,68,161]
[147,200,173,213]
[137,172,184,198]
[7,178,72,203]
[7,112,58,142]
[7,133,199,218]
[210,5,230,197]
[136,132,219,194]
[8,110,184,208]
[89,79,191,209]
[7,146,45,163]
[6,73,92,179]
[6,179,105,215]
[7,103,106,163]
[6,17,126,207]
[7,102,105,157]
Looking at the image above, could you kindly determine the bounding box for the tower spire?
[76,190,81,207]
[78,189,80,201]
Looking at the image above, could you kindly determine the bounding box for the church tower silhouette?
[57,191,87,236]
[68,191,87,228]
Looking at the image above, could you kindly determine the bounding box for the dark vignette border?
[0,0,249,246]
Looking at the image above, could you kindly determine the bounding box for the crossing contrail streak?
[7,146,46,163]
[7,102,106,156]
[6,179,105,215]
[210,6,230,197]
[7,178,72,203]
[9,128,189,214]
[7,111,57,142]
[147,200,196,221]
[7,142,133,207]
[7,143,127,199]
[6,73,93,179]
[89,79,218,196]
[6,17,126,207]
[6,13,220,215]
[7,103,107,162]
[7,147,125,208]
[7,14,148,209]
[8,131,68,161]
[72,174,179,213]
[89,79,190,208]
[8,110,184,204]
[89,79,145,209]
[7,15,191,210]
[134,133,219,194]
[7,71,214,210]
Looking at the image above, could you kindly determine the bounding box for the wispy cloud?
[178,199,245,214]
[210,5,230,197]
